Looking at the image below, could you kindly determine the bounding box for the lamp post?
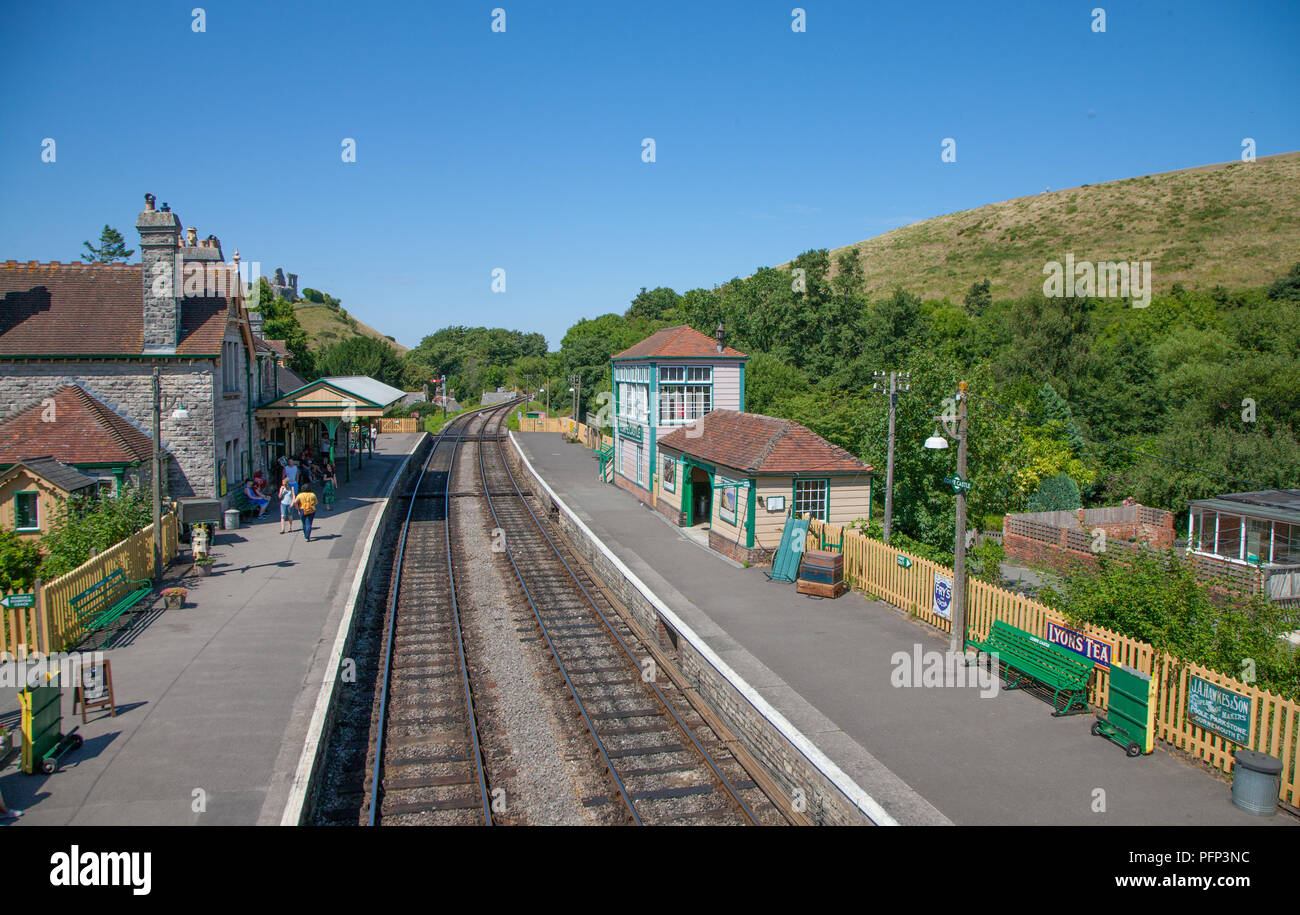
[924,380,969,656]
[872,370,910,543]
[151,366,190,581]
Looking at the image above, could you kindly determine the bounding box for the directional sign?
[0,593,35,609]
[943,474,973,495]
[896,554,913,568]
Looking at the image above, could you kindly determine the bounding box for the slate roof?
[658,410,873,476]
[0,261,230,357]
[0,385,156,466]
[0,457,97,493]
[612,324,747,360]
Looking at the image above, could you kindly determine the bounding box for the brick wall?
[708,529,774,566]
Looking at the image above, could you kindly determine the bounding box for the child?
[279,479,296,534]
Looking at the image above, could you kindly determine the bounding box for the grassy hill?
[293,302,409,355]
[797,151,1300,301]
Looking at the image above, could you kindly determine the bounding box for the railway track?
[315,400,790,825]
[362,404,512,825]
[477,411,785,825]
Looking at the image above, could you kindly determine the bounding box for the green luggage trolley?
[19,676,82,775]
[1091,663,1156,757]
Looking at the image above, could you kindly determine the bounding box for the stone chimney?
[186,226,198,246]
[248,308,264,339]
[137,193,182,353]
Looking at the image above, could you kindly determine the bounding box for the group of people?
[240,448,339,543]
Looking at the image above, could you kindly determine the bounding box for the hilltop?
[294,301,409,355]
[796,152,1300,301]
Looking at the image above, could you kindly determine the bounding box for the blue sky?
[2,1,1297,349]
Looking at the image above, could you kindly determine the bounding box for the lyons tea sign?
[1044,619,1113,669]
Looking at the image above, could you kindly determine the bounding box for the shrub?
[39,489,153,581]
[1027,473,1081,512]
[0,529,41,591]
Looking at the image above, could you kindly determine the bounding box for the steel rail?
[476,411,643,824]
[484,413,761,825]
[367,401,521,826]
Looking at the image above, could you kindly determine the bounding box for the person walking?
[321,458,337,510]
[369,423,377,454]
[279,479,296,534]
[295,486,319,541]
[284,458,300,495]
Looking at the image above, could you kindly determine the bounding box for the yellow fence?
[807,519,1300,806]
[376,417,419,434]
[1,514,179,655]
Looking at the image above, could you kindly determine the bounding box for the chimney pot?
[144,193,156,211]
[186,227,198,246]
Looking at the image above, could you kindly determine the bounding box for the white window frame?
[794,479,829,521]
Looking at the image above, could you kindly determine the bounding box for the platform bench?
[968,620,1093,716]
[69,569,153,649]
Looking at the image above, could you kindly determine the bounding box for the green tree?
[81,225,134,263]
[963,278,991,316]
[314,336,407,389]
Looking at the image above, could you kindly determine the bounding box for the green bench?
[69,569,154,648]
[968,620,1093,716]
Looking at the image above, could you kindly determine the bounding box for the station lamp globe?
[923,427,949,450]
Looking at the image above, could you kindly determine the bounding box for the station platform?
[0,434,422,826]
[514,432,1292,826]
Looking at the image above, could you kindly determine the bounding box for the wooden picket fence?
[2,514,178,655]
[806,519,1300,806]
[518,415,611,451]
[376,417,419,433]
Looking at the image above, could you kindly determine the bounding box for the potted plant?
[161,587,188,610]
[192,556,214,578]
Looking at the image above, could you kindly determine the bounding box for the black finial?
[161,202,170,212]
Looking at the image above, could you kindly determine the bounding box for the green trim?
[113,468,126,496]
[739,362,746,412]
[13,490,39,531]
[611,355,748,362]
[0,353,218,361]
[649,363,657,488]
[746,479,756,548]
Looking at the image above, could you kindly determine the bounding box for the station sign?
[943,474,972,495]
[896,554,912,568]
[0,593,35,610]
[932,573,953,620]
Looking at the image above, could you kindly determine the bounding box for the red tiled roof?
[0,261,230,356]
[264,339,289,356]
[0,385,156,466]
[612,324,747,360]
[658,410,872,475]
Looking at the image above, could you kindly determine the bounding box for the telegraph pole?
[952,380,969,656]
[871,370,909,543]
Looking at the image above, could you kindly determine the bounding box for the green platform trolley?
[1091,664,1156,757]
[19,674,82,775]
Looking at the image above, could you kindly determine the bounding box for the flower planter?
[192,562,213,578]
[165,596,185,610]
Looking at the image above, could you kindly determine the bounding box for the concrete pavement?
[0,434,421,826]
[514,431,1293,826]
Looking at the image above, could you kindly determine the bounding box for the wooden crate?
[796,579,848,599]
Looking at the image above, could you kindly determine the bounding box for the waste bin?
[223,508,240,531]
[1231,749,1281,816]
